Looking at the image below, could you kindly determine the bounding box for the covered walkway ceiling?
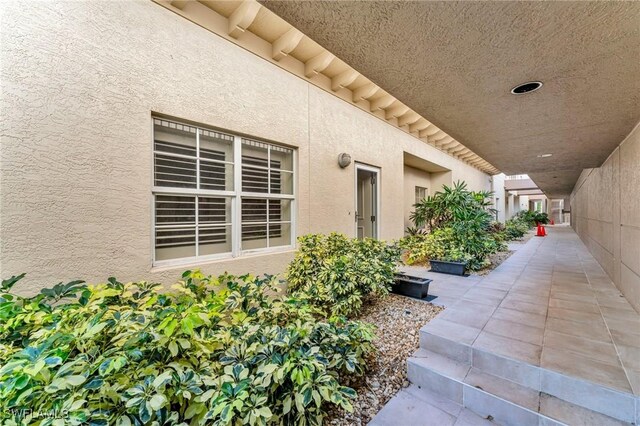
[261,1,640,199]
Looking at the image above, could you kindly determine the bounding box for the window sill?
[150,246,296,273]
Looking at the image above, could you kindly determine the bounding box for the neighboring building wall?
[491,173,506,222]
[0,1,491,293]
[403,166,431,230]
[570,123,640,313]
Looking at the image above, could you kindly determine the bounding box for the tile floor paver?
[491,307,547,329]
[416,226,639,396]
[499,298,548,316]
[473,330,542,365]
[387,226,640,425]
[541,347,632,393]
[543,330,622,366]
[484,317,545,346]
[545,316,611,342]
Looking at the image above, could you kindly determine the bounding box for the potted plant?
[429,247,470,276]
[392,273,432,299]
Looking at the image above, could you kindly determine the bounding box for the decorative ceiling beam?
[369,94,395,112]
[419,125,440,138]
[428,130,447,144]
[398,112,420,127]
[304,51,335,78]
[352,83,378,102]
[468,158,486,166]
[385,102,409,120]
[434,136,454,147]
[440,139,459,150]
[272,28,304,61]
[452,147,470,156]
[228,1,261,39]
[409,119,431,133]
[331,68,359,92]
[459,151,476,160]
[170,0,189,10]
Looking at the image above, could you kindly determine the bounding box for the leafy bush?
[513,210,549,227]
[410,181,495,232]
[286,233,401,317]
[400,228,472,266]
[503,218,530,240]
[0,272,375,426]
[404,181,505,270]
[401,225,504,271]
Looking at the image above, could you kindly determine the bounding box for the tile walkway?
[400,225,640,398]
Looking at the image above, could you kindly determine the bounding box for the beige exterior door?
[355,164,379,239]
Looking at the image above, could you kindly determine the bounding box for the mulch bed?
[325,295,443,425]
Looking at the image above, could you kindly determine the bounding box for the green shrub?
[504,218,530,240]
[410,181,495,232]
[401,225,504,271]
[400,228,472,266]
[286,233,401,317]
[513,210,549,227]
[0,272,375,426]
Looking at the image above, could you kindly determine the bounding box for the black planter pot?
[391,273,432,299]
[429,259,467,276]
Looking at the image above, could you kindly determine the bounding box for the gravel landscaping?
[326,294,443,425]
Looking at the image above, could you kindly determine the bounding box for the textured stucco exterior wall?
[491,173,506,222]
[0,0,492,293]
[570,123,640,313]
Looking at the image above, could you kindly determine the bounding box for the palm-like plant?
[410,181,496,231]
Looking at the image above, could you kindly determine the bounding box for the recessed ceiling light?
[537,153,553,158]
[511,81,543,95]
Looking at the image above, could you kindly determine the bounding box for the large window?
[152,118,295,265]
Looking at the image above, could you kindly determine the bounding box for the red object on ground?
[536,224,545,237]
[550,219,555,225]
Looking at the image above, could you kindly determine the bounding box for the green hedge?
[286,233,401,317]
[0,272,375,426]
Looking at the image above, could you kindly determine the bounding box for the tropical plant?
[0,271,375,426]
[400,228,471,266]
[286,233,401,317]
[403,181,506,270]
[503,218,530,240]
[409,181,495,232]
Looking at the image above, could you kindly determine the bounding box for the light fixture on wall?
[511,81,543,95]
[338,153,352,168]
[537,153,553,158]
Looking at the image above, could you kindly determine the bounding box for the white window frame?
[415,186,428,204]
[151,117,296,268]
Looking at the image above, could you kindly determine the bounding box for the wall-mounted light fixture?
[338,153,352,168]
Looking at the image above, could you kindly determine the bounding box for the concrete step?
[405,349,631,426]
[408,349,560,426]
[408,349,471,403]
[369,384,498,426]
[419,327,639,424]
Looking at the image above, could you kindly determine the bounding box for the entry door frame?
[354,162,381,239]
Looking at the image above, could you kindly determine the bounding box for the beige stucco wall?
[570,122,640,313]
[491,173,506,222]
[402,166,431,230]
[0,0,491,294]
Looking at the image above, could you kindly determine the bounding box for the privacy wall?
[1,1,490,293]
[571,123,640,313]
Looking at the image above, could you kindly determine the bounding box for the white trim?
[232,134,242,258]
[151,115,297,267]
[153,187,236,197]
[354,162,381,239]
